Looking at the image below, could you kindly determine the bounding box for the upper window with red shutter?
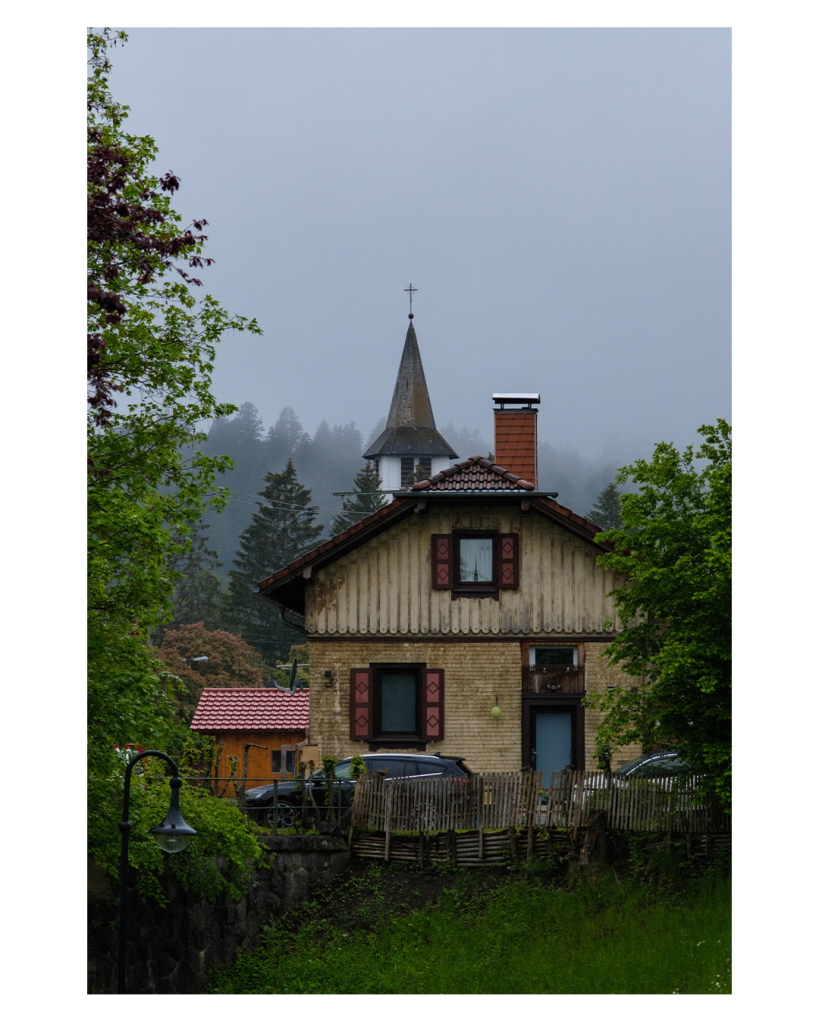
[431,531,519,597]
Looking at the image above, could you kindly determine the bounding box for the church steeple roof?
[363,321,458,459]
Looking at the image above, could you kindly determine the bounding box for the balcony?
[522,665,585,695]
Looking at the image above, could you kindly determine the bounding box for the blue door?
[534,710,573,783]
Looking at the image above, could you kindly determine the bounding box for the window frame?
[373,663,422,741]
[431,531,519,597]
[454,530,498,594]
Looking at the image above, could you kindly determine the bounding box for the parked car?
[577,749,695,808]
[613,749,691,779]
[245,752,472,828]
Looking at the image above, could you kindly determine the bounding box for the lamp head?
[150,776,197,854]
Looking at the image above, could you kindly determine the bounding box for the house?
[257,316,642,778]
[190,687,311,788]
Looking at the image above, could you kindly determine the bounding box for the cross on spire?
[404,282,418,319]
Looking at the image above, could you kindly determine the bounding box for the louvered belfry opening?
[492,393,540,488]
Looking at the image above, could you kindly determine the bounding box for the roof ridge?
[411,456,535,491]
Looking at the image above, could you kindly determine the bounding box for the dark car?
[614,749,691,779]
[245,752,472,828]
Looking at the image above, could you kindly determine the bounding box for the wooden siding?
[206,730,307,787]
[307,505,624,636]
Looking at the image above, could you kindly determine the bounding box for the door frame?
[521,695,585,774]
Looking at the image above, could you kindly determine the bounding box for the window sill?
[368,739,427,751]
[451,586,499,600]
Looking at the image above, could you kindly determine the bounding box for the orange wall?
[205,730,307,792]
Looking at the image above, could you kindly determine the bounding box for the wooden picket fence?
[541,770,730,833]
[350,769,729,835]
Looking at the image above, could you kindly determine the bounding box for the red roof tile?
[411,456,536,492]
[190,688,309,732]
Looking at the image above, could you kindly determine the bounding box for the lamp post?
[118,749,197,994]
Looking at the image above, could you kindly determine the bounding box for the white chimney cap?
[492,393,541,405]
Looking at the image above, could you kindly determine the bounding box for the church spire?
[385,321,437,431]
[362,317,458,462]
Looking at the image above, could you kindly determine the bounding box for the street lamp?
[118,749,197,994]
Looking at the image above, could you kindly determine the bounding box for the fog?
[108,27,730,473]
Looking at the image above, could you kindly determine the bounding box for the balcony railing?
[522,665,585,694]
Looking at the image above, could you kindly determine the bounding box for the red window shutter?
[422,668,445,742]
[431,535,453,589]
[498,533,519,589]
[349,668,373,741]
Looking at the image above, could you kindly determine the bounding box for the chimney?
[492,393,540,488]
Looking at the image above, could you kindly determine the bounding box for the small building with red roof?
[190,687,310,789]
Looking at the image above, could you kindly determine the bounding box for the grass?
[210,858,731,994]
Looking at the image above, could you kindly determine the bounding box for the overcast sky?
[108,27,730,464]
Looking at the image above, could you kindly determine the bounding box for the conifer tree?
[224,460,323,661]
[586,482,623,530]
[331,461,388,534]
[154,521,223,643]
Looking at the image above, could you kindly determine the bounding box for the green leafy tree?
[224,460,323,661]
[331,461,388,534]
[586,481,623,530]
[87,28,261,875]
[590,421,731,808]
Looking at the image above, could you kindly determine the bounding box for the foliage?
[97,758,267,906]
[154,623,267,722]
[589,421,731,808]
[87,29,212,430]
[331,460,388,534]
[349,753,367,780]
[87,28,260,877]
[211,862,731,994]
[153,519,224,645]
[223,459,323,662]
[586,481,623,529]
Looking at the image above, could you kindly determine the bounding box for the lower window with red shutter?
[358,663,446,748]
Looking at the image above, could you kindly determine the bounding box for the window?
[270,748,297,775]
[431,532,519,596]
[458,535,494,583]
[530,646,578,668]
[401,458,415,487]
[418,457,432,479]
[350,665,445,744]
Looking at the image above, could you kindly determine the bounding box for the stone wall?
[87,834,349,995]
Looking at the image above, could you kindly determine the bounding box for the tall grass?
[211,864,730,995]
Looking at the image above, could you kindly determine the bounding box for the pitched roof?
[410,455,536,492]
[190,688,309,732]
[363,322,458,459]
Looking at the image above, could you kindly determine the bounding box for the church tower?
[363,312,458,492]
